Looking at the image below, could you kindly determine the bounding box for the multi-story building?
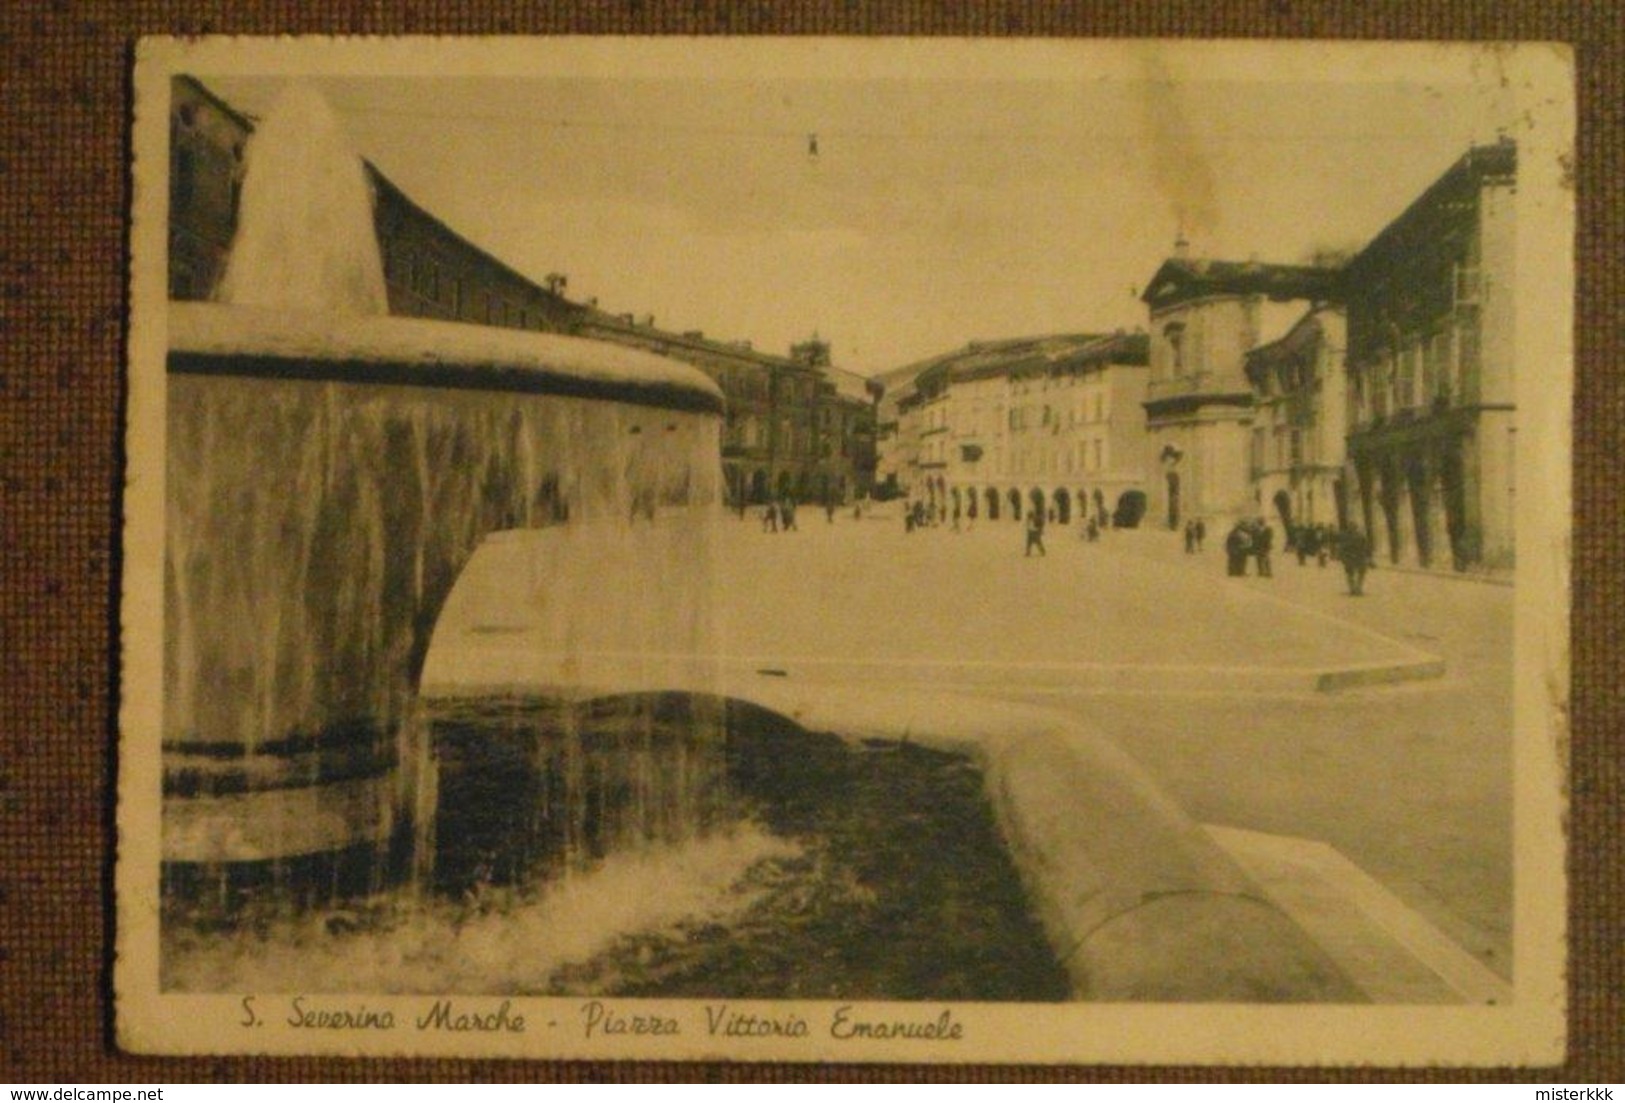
[169,75,878,510]
[1342,139,1517,570]
[875,331,1151,526]
[1139,248,1341,533]
[1244,305,1350,537]
[576,316,878,506]
[873,348,958,503]
[820,364,883,505]
[170,76,583,333]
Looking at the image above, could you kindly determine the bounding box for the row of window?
[1007,371,1111,396]
[937,439,1111,478]
[1005,393,1111,433]
[716,366,771,403]
[1352,323,1473,423]
[725,414,856,459]
[383,243,553,330]
[1007,439,1109,478]
[1250,425,1317,474]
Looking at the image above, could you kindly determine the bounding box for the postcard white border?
[117,35,1573,1065]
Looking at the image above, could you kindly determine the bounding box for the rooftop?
[1346,138,1517,280]
[1140,257,1342,310]
[883,331,1148,397]
[1244,305,1344,376]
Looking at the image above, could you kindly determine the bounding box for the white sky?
[207,67,1516,378]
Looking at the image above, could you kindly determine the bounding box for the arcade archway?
[1053,488,1071,524]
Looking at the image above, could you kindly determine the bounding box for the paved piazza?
[433,510,1514,981]
[716,511,1514,978]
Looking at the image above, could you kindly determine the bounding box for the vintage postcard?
[117,37,1573,1064]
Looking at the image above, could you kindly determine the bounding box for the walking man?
[1340,525,1372,596]
[1255,520,1275,578]
[1024,507,1047,557]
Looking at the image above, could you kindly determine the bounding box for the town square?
[114,39,1571,1063]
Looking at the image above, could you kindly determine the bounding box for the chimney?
[1173,233,1191,260]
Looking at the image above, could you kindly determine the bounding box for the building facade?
[1244,306,1350,537]
[1140,251,1341,533]
[169,76,878,510]
[1342,139,1518,570]
[575,316,879,507]
[170,77,583,334]
[876,332,1151,527]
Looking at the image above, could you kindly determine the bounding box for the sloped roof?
[880,331,1148,396]
[1244,305,1345,371]
[1141,257,1341,309]
[825,365,879,403]
[1345,138,1517,284]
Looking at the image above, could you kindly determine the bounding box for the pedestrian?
[1225,521,1252,577]
[1255,519,1274,578]
[1339,525,1372,596]
[1086,516,1099,543]
[826,499,836,524]
[762,500,778,532]
[1183,519,1197,554]
[783,495,798,531]
[1024,507,1047,557]
[1194,518,1206,552]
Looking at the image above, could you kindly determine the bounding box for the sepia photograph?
[116,36,1573,1064]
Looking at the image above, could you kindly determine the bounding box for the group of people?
[899,496,1111,553]
[1024,506,1109,555]
[903,499,940,533]
[760,495,799,532]
[1216,516,1373,596]
[1289,523,1341,568]
[1223,518,1277,578]
[1181,518,1208,554]
[758,493,852,531]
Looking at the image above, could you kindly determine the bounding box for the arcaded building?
[169,76,877,510]
[877,331,1151,527]
[1342,139,1518,570]
[574,318,879,507]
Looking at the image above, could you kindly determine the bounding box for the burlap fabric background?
[0,0,1615,1083]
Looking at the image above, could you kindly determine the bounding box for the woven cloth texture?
[0,0,1617,1084]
